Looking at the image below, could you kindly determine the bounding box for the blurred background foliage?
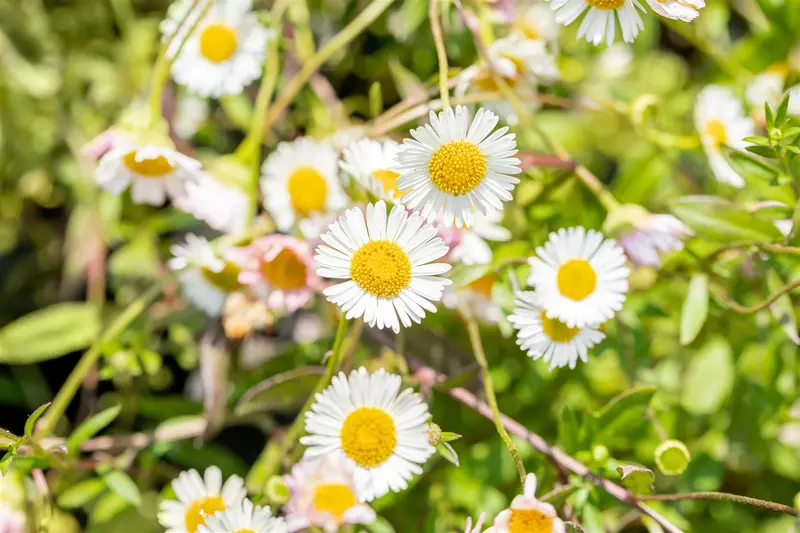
[0,0,799,532]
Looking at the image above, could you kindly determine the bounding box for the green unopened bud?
[655,439,691,476]
[631,94,659,127]
[266,475,290,505]
[428,423,442,446]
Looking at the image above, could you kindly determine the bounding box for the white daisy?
[644,0,704,21]
[528,227,629,328]
[549,0,645,46]
[168,234,244,316]
[314,200,452,333]
[158,466,246,533]
[509,291,605,370]
[745,64,788,110]
[96,144,202,205]
[442,273,504,325]
[340,138,402,201]
[284,456,376,532]
[441,210,512,266]
[300,367,435,502]
[175,174,249,235]
[260,137,348,232]
[197,500,286,533]
[694,85,755,188]
[513,2,561,42]
[166,0,271,98]
[395,106,521,228]
[490,474,566,533]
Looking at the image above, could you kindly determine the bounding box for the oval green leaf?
[57,478,108,509]
[101,470,142,506]
[669,195,783,243]
[67,405,122,456]
[680,274,709,346]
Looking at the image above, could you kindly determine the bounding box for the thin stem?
[640,492,799,517]
[711,280,800,314]
[430,0,450,108]
[459,304,527,485]
[35,284,162,439]
[260,0,397,133]
[246,314,349,492]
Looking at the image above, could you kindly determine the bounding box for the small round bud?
[428,423,442,446]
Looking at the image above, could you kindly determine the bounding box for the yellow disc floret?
[260,248,307,290]
[287,166,328,216]
[350,240,412,299]
[123,151,175,178]
[312,483,357,520]
[340,407,397,468]
[201,262,244,292]
[508,508,555,533]
[428,140,488,196]
[184,496,226,533]
[371,169,401,198]
[540,311,579,343]
[586,0,625,9]
[556,259,597,301]
[199,23,239,63]
[704,119,728,150]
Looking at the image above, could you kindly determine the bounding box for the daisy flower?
[491,474,566,533]
[618,214,692,267]
[300,367,435,502]
[314,200,451,333]
[340,138,402,201]
[168,234,244,317]
[175,174,249,235]
[745,63,788,110]
[261,137,348,232]
[442,273,504,325]
[644,0,704,21]
[395,106,521,228]
[464,513,489,533]
[158,466,246,533]
[222,291,272,340]
[549,0,645,46]
[82,127,131,162]
[0,504,24,533]
[509,291,605,370]
[232,234,321,313]
[528,227,629,328]
[513,3,561,42]
[165,0,272,98]
[96,143,202,205]
[284,456,376,532]
[197,500,286,533]
[694,85,755,188]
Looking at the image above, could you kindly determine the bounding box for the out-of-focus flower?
[340,138,402,201]
[300,368,435,502]
[442,273,504,324]
[509,291,605,370]
[644,0,704,21]
[549,0,644,46]
[260,137,347,232]
[292,313,326,345]
[0,504,24,533]
[222,291,273,340]
[197,500,286,533]
[314,201,451,333]
[512,3,560,42]
[528,227,629,328]
[169,234,243,317]
[82,127,132,162]
[437,210,512,266]
[175,174,249,235]
[396,106,521,228]
[490,474,566,533]
[695,85,754,188]
[618,214,692,267]
[284,456,376,532]
[233,234,321,313]
[745,63,788,110]
[96,143,202,205]
[464,513,490,533]
[594,43,633,80]
[173,94,210,139]
[786,84,800,116]
[163,0,272,98]
[158,466,246,533]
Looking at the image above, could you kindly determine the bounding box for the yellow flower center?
[184,496,226,533]
[371,169,401,198]
[340,407,397,468]
[508,508,555,533]
[232,530,255,533]
[516,21,541,41]
[704,119,728,150]
[199,23,238,63]
[312,483,357,520]
[287,166,328,216]
[122,151,175,178]
[586,0,625,9]
[556,259,597,301]
[260,248,308,290]
[350,240,411,299]
[201,262,244,292]
[466,273,496,298]
[428,140,487,196]
[540,311,579,343]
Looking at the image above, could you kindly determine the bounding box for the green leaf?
[0,428,19,443]
[57,478,108,509]
[0,303,100,364]
[745,144,777,158]
[219,94,252,130]
[369,82,383,119]
[565,523,587,533]
[446,263,492,289]
[616,464,655,494]
[655,440,691,476]
[594,386,657,434]
[388,57,425,100]
[89,491,130,525]
[723,146,780,180]
[235,367,324,417]
[559,406,582,454]
[681,337,734,415]
[541,485,579,506]
[775,93,790,125]
[766,270,799,345]
[680,274,709,346]
[669,195,784,243]
[101,470,141,506]
[24,402,50,437]
[765,101,775,129]
[67,405,122,456]
[439,431,461,442]
[436,441,459,466]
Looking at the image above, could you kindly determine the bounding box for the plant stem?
[640,492,799,517]
[35,284,162,439]
[711,280,800,314]
[246,314,349,492]
[430,0,450,108]
[459,304,526,485]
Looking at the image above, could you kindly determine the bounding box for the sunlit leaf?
[681,337,734,415]
[669,195,783,242]
[680,274,708,346]
[616,464,655,494]
[57,478,108,509]
[67,405,122,456]
[24,402,50,437]
[101,470,141,506]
